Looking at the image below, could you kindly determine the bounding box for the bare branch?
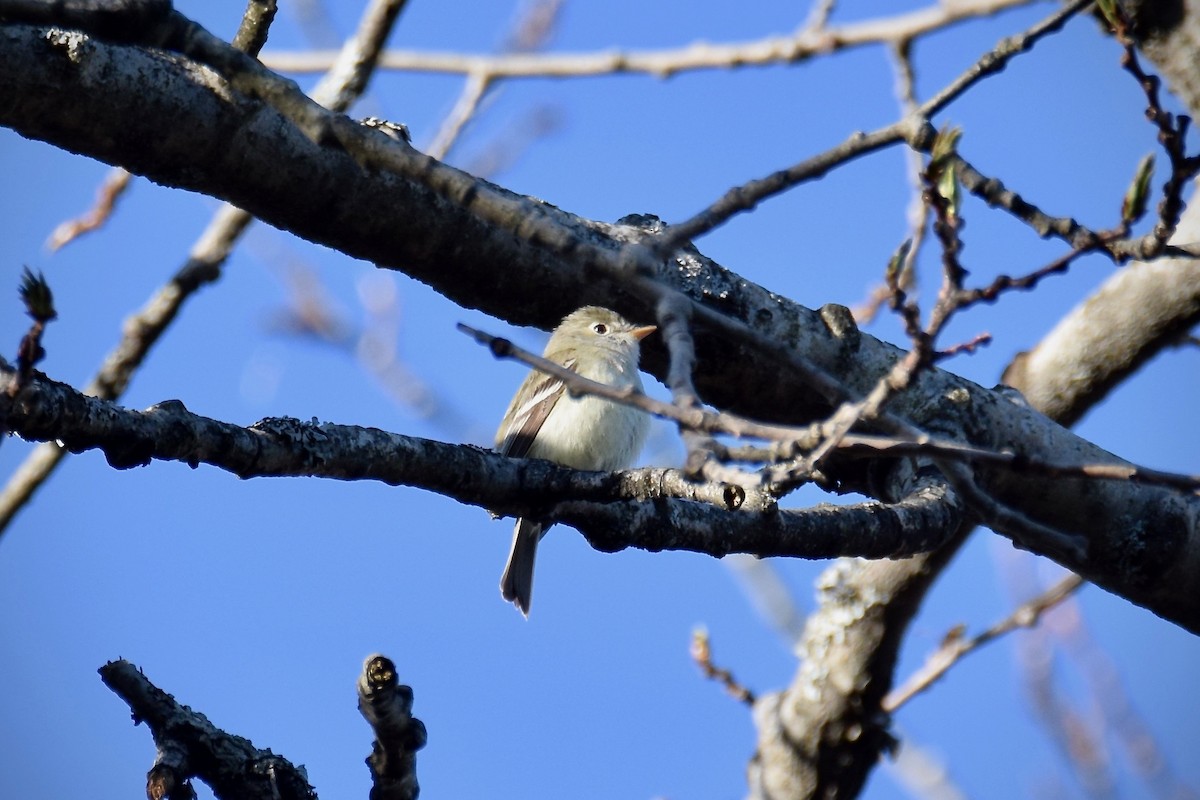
[45,166,133,251]
[426,71,491,160]
[99,659,316,800]
[1003,185,1200,427]
[725,555,808,645]
[262,0,1040,78]
[358,655,426,800]
[231,0,278,56]
[692,628,757,705]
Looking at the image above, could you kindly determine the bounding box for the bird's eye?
[592,323,609,335]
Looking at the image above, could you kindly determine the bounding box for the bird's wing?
[496,358,575,459]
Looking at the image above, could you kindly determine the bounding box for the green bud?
[928,126,963,219]
[937,160,962,220]
[1121,153,1155,225]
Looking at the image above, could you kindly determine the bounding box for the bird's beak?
[631,325,657,341]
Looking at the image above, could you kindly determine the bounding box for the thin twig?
[45,167,134,251]
[934,331,991,360]
[426,72,492,160]
[800,0,838,33]
[691,628,756,705]
[854,39,926,324]
[428,0,563,169]
[654,294,724,479]
[1113,12,1200,254]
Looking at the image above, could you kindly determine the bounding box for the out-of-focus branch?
[725,555,808,645]
[262,0,1040,77]
[426,0,563,161]
[883,573,1085,712]
[45,167,133,251]
[692,628,757,705]
[800,0,838,33]
[426,71,491,160]
[884,734,968,800]
[265,260,481,438]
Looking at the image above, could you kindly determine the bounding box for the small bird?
[495,306,655,616]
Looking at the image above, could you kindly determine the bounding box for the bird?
[494,306,655,616]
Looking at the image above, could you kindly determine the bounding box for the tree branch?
[882,572,1085,712]
[261,0,1041,79]
[0,361,969,561]
[99,659,317,800]
[358,655,426,800]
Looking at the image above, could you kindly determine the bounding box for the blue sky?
[1,1,1198,798]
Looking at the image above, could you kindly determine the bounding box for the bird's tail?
[500,518,542,616]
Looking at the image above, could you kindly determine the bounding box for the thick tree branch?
[99,659,317,800]
[0,361,969,561]
[3,344,1199,630]
[749,549,959,800]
